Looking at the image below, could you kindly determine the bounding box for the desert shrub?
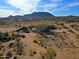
[76,34,79,39]
[59,22,64,26]
[15,38,21,43]
[48,25,57,30]
[29,49,34,56]
[34,34,46,47]
[33,40,38,44]
[0,57,4,59]
[19,25,21,27]
[15,38,25,56]
[11,33,20,40]
[67,29,74,33]
[33,51,36,55]
[11,33,17,40]
[21,35,25,38]
[44,48,56,59]
[8,43,15,48]
[29,49,36,56]
[19,35,25,38]
[13,56,17,59]
[4,32,9,36]
[38,39,45,47]
[0,32,21,42]
[63,31,66,33]
[5,51,12,59]
[44,46,47,49]
[0,33,11,42]
[33,39,44,47]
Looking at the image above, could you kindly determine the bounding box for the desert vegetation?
[44,48,56,59]
[0,19,79,59]
[0,32,25,59]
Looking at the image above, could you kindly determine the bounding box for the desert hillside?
[0,20,79,59]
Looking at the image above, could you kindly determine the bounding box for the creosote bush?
[34,34,46,47]
[44,48,56,59]
[15,38,22,55]
[0,32,11,42]
[76,33,79,39]
[29,48,37,56]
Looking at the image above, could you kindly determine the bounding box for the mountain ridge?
[0,12,79,22]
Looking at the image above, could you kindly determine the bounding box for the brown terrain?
[0,20,79,59]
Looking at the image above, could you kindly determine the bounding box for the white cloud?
[68,2,79,7]
[0,0,79,17]
[41,0,63,12]
[0,10,10,17]
[43,4,58,12]
[50,0,63,3]
[0,9,16,17]
[7,0,41,15]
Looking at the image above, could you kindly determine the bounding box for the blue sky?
[0,0,79,17]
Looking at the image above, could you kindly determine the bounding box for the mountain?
[0,12,79,22]
[21,12,54,20]
[23,12,54,18]
[1,12,54,21]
